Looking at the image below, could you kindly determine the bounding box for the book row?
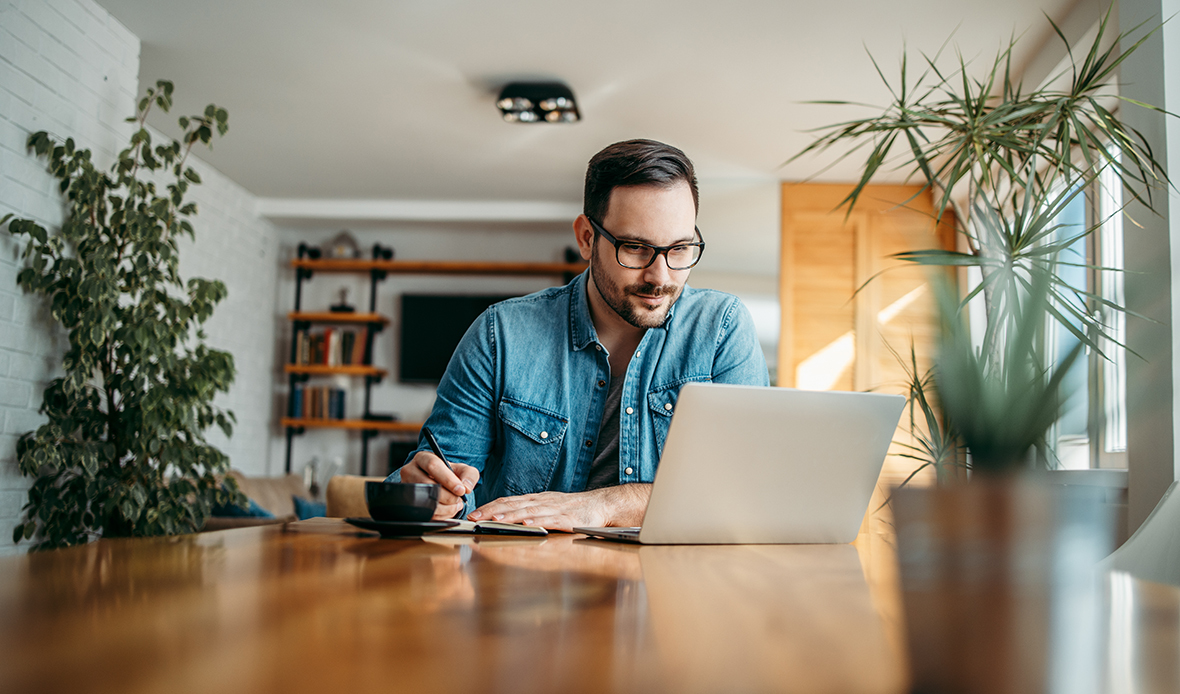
[290,385,347,420]
[293,328,368,366]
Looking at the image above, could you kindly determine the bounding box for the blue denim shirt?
[387,269,769,516]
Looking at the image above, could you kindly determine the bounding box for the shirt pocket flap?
[647,390,679,418]
[498,398,568,445]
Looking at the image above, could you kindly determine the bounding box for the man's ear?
[573,215,595,261]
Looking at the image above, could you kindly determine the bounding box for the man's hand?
[469,484,651,532]
[398,451,479,520]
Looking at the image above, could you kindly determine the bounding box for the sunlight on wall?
[795,284,928,391]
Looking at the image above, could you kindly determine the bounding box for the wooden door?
[779,183,957,501]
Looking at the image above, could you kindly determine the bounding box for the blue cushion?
[211,495,275,518]
[292,495,326,520]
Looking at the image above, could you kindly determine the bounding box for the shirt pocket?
[497,397,568,495]
[647,377,712,455]
[646,389,679,455]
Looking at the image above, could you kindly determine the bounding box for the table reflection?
[0,519,1176,694]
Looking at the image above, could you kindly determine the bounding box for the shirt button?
[585,440,593,447]
[595,345,602,351]
[598,380,606,387]
[625,407,634,415]
[625,467,633,475]
[540,431,548,439]
[664,403,673,411]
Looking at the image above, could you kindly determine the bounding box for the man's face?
[586,182,698,330]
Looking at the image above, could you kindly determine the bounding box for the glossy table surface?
[0,518,1175,694]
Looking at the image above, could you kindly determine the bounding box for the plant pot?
[893,477,1114,694]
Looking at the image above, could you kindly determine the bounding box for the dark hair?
[583,139,699,223]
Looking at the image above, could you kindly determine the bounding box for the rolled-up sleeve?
[385,309,498,518]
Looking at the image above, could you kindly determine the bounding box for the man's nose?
[641,252,673,286]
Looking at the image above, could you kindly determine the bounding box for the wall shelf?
[285,364,388,377]
[288,312,390,325]
[290,258,586,276]
[282,417,423,433]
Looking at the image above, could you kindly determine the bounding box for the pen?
[422,426,454,473]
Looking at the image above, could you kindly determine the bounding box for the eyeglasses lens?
[616,243,702,270]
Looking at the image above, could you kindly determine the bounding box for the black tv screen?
[399,294,515,383]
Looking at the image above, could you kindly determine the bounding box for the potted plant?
[3,81,244,550]
[794,6,1171,476]
[793,10,1171,692]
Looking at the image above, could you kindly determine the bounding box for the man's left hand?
[469,484,651,532]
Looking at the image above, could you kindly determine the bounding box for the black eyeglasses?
[587,217,706,270]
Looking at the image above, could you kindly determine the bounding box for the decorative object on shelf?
[297,242,322,260]
[1,81,242,549]
[324,229,361,259]
[496,81,580,123]
[330,287,356,313]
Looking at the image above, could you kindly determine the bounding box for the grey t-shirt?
[585,374,624,490]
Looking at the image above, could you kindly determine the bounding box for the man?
[389,139,769,530]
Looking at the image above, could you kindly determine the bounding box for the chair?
[202,470,312,531]
[1100,481,1180,586]
[325,475,386,518]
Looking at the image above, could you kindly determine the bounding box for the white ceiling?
[95,0,1081,205]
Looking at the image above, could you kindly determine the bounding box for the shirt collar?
[570,269,598,351]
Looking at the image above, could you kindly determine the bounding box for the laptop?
[575,383,904,544]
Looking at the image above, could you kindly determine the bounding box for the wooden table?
[0,518,1175,693]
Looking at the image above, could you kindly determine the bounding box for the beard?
[590,245,684,329]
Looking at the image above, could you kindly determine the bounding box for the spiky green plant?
[793,8,1168,356]
[794,8,1172,474]
[884,341,962,488]
[933,271,1084,473]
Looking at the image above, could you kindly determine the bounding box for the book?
[341,330,355,365]
[327,329,342,366]
[434,519,548,536]
[294,332,309,365]
[290,383,304,417]
[309,333,323,365]
[322,328,335,365]
[352,328,368,365]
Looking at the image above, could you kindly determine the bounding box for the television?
[399,294,516,383]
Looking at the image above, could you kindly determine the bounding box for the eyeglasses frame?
[587,216,706,270]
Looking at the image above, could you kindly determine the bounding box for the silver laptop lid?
[638,383,904,544]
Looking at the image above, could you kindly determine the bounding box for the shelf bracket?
[360,429,379,476]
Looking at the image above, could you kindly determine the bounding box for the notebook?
[575,383,904,545]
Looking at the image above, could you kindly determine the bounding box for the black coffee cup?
[364,481,439,522]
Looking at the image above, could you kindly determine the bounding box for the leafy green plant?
[794,8,1172,475]
[2,80,244,549]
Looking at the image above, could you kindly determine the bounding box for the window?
[1045,165,1127,469]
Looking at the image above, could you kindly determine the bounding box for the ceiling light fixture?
[496,82,580,124]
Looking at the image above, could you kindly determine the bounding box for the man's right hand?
[398,451,480,520]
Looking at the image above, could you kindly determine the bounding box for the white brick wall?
[0,0,278,555]
[170,140,279,479]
